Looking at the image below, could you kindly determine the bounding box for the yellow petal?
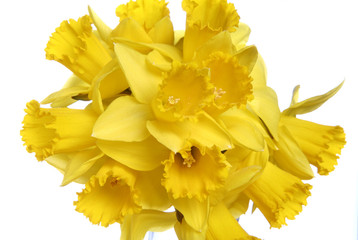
[96,137,169,171]
[114,43,162,103]
[92,96,152,142]
[111,18,153,43]
[113,37,182,61]
[250,54,267,87]
[220,108,265,151]
[248,86,280,140]
[146,50,172,72]
[88,59,129,114]
[234,45,258,74]
[282,116,346,175]
[172,197,209,232]
[174,219,207,240]
[61,147,104,186]
[207,202,260,240]
[135,167,171,210]
[116,0,170,32]
[21,100,97,161]
[146,119,190,152]
[88,6,113,47]
[120,210,176,240]
[225,193,250,219]
[273,125,314,180]
[162,145,229,201]
[282,81,344,116]
[244,161,312,228]
[41,85,90,108]
[148,16,174,44]
[74,160,141,227]
[230,22,251,50]
[194,31,235,62]
[45,15,112,84]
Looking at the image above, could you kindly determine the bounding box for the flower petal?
[206,202,260,240]
[92,96,152,142]
[114,43,162,103]
[189,112,233,150]
[135,167,171,210]
[112,18,153,43]
[88,6,113,46]
[148,16,174,44]
[146,119,190,152]
[96,137,169,171]
[248,86,280,140]
[173,197,209,232]
[120,210,176,240]
[230,22,251,50]
[61,147,104,186]
[220,108,265,151]
[273,125,314,180]
[282,81,344,116]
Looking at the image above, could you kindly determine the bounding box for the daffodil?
[273,82,346,177]
[21,0,346,239]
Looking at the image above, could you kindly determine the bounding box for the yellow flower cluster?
[21,0,346,239]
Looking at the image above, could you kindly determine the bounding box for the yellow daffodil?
[21,100,97,160]
[21,0,346,239]
[274,82,346,177]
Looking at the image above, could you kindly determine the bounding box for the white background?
[1,0,357,239]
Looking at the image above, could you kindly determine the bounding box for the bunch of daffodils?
[21,0,346,239]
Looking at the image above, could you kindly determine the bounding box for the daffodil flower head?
[74,160,142,227]
[162,144,230,201]
[152,61,214,122]
[203,51,253,111]
[21,100,97,160]
[45,15,112,84]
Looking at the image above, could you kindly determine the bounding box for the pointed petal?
[174,220,207,240]
[135,167,171,210]
[282,81,344,116]
[273,125,314,180]
[147,120,190,153]
[96,137,169,171]
[248,86,280,140]
[207,202,259,240]
[61,147,104,186]
[93,96,152,142]
[250,54,267,87]
[148,16,174,44]
[194,31,235,62]
[234,45,258,74]
[112,18,153,43]
[120,210,176,240]
[115,43,162,103]
[173,197,209,232]
[88,6,113,46]
[230,22,251,50]
[220,108,265,151]
[189,113,233,150]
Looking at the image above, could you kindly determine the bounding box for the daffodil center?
[177,147,201,168]
[154,62,214,121]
